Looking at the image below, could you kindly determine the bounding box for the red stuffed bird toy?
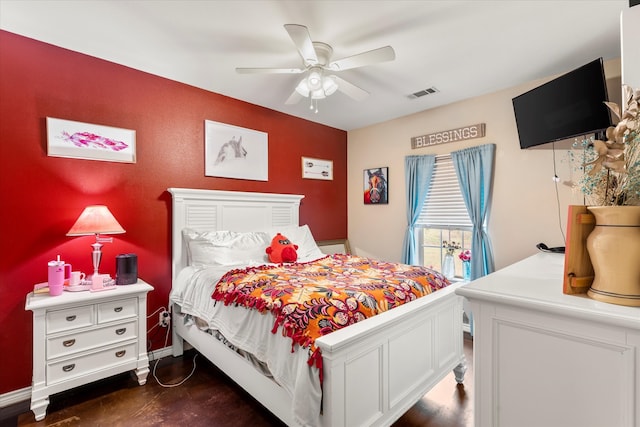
[266,233,298,263]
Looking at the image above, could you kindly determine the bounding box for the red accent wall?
[0,30,347,394]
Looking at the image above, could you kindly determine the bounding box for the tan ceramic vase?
[586,206,640,306]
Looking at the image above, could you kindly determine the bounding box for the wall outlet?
[159,310,170,328]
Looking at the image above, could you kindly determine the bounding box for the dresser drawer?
[47,341,137,385]
[46,306,94,334]
[98,298,137,324]
[47,320,138,359]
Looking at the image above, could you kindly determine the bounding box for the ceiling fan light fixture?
[296,74,338,100]
[322,75,338,96]
[310,88,327,100]
[295,78,310,97]
[307,68,323,91]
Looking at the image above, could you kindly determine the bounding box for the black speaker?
[116,254,138,285]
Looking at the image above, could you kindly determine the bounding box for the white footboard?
[172,282,465,427]
[317,281,465,427]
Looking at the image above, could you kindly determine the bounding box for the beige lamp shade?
[67,205,125,236]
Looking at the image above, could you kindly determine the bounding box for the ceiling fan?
[235,24,395,111]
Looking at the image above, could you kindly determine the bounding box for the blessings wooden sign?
[411,123,486,149]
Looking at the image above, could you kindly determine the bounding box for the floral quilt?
[211,254,450,380]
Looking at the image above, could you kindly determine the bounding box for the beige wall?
[347,59,621,271]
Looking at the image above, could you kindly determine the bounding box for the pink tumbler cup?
[48,260,64,296]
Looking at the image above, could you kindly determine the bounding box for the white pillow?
[261,224,324,261]
[182,229,270,267]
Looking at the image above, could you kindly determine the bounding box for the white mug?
[69,271,86,286]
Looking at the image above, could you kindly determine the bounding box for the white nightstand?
[25,280,153,421]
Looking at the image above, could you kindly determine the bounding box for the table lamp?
[67,205,125,277]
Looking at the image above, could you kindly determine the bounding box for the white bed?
[168,187,466,427]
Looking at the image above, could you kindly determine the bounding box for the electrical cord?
[147,306,167,319]
[146,325,163,352]
[146,306,171,350]
[536,242,565,253]
[145,306,198,387]
[552,142,567,244]
[149,320,199,388]
[152,352,198,388]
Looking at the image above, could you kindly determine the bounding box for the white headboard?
[168,188,304,284]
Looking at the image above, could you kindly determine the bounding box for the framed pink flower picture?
[46,117,136,163]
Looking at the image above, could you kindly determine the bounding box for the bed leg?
[172,329,184,357]
[453,360,467,384]
[171,304,184,357]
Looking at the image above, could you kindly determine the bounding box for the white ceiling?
[0,0,629,131]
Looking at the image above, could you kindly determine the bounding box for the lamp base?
[91,241,103,277]
[90,234,114,276]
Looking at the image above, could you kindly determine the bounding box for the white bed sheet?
[170,262,323,426]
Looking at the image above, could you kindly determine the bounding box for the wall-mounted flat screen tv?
[512,58,612,149]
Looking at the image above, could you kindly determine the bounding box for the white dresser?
[456,253,640,427]
[25,280,153,421]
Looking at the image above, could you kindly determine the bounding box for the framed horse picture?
[364,167,388,205]
[204,120,268,181]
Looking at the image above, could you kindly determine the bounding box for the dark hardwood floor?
[11,337,472,427]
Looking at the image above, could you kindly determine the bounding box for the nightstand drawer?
[47,320,137,359]
[46,306,94,334]
[98,298,137,323]
[47,341,137,385]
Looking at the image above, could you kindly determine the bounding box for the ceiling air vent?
[408,86,439,99]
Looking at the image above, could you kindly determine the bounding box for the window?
[415,155,472,277]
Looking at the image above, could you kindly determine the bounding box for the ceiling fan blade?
[284,24,318,66]
[332,75,369,101]
[328,46,395,71]
[236,67,304,74]
[285,89,304,105]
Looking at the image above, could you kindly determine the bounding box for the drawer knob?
[114,307,123,313]
[63,339,76,347]
[115,328,126,335]
[65,315,76,322]
[115,350,126,358]
[62,364,75,372]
